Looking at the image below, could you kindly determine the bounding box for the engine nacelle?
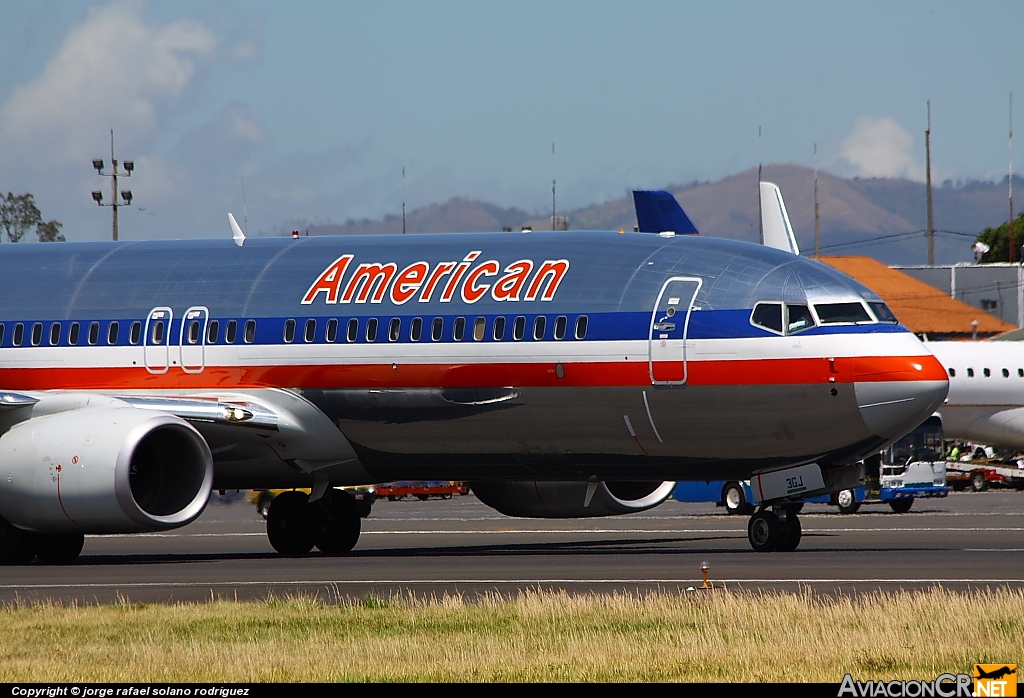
[0,407,213,533]
[470,480,675,518]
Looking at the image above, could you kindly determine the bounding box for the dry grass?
[0,587,1021,682]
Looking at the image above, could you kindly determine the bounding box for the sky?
[0,0,1021,242]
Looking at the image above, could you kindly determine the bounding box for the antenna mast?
[1010,93,1015,264]
[925,102,935,266]
[551,141,556,231]
[241,175,249,235]
[814,142,820,257]
[757,125,763,244]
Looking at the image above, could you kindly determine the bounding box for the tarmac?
[2,489,1022,604]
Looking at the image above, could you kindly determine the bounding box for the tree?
[0,192,64,243]
[975,212,1024,262]
[0,193,41,243]
[36,219,65,242]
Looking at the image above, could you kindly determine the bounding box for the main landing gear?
[0,515,85,565]
[266,489,361,556]
[747,506,802,553]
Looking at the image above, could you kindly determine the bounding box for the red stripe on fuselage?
[0,354,947,390]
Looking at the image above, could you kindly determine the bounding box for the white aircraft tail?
[759,181,799,255]
[228,212,246,247]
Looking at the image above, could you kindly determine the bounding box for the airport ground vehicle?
[946,461,1024,491]
[375,481,469,501]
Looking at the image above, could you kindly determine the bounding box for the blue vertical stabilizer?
[632,190,699,234]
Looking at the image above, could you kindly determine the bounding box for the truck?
[946,459,1024,492]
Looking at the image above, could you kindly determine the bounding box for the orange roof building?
[819,256,1015,340]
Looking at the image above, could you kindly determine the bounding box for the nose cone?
[854,353,948,439]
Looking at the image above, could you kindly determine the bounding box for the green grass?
[0,587,1021,682]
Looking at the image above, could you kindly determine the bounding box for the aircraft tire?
[888,499,913,514]
[313,490,361,555]
[971,472,988,492]
[36,533,85,565]
[775,512,802,552]
[0,515,37,565]
[722,482,753,515]
[266,491,316,556]
[747,510,783,552]
[836,489,860,515]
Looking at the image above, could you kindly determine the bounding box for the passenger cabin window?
[967,368,975,377]
[108,321,119,345]
[283,319,296,343]
[453,317,466,341]
[431,317,443,341]
[69,322,80,345]
[473,317,485,341]
[185,320,199,344]
[326,318,338,343]
[244,320,256,344]
[1019,368,1023,378]
[1003,368,1010,378]
[31,322,42,346]
[533,316,546,340]
[0,323,5,345]
[49,323,60,346]
[304,319,316,343]
[206,320,218,344]
[347,318,358,342]
[869,302,898,323]
[225,320,237,344]
[410,317,422,342]
[150,321,164,345]
[575,315,588,340]
[513,316,526,340]
[554,316,567,340]
[130,321,142,345]
[13,323,24,347]
[751,303,784,334]
[948,368,956,377]
[983,368,991,377]
[89,321,100,346]
[365,318,378,342]
[786,304,815,334]
[388,318,400,342]
[493,316,505,341]
[814,302,871,324]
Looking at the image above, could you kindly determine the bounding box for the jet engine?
[470,480,675,518]
[0,407,213,533]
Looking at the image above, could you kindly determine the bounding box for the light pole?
[91,130,134,241]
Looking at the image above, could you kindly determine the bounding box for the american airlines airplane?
[0,194,947,564]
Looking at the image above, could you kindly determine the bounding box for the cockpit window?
[814,302,871,324]
[751,303,783,334]
[786,304,815,334]
[868,302,898,323]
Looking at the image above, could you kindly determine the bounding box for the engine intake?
[0,407,213,533]
[470,480,675,518]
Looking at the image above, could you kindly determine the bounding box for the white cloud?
[0,1,216,166]
[836,116,924,181]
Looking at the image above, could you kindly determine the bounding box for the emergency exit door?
[648,277,701,384]
[144,307,173,374]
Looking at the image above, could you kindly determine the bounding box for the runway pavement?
[2,490,1022,604]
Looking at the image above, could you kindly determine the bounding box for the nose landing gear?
[747,506,802,552]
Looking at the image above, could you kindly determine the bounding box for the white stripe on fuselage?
[0,332,930,371]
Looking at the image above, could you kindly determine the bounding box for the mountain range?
[298,165,1022,265]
